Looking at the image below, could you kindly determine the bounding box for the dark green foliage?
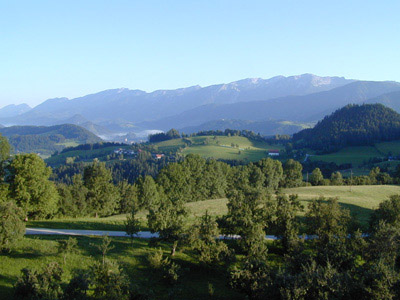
[83,160,119,217]
[125,205,140,241]
[273,194,303,254]
[254,158,284,190]
[188,212,232,265]
[0,124,101,155]
[91,235,115,266]
[63,271,90,300]
[117,180,138,213]
[293,104,400,152]
[149,128,181,143]
[330,171,343,185]
[0,133,10,164]
[88,260,130,300]
[157,154,229,203]
[0,201,25,253]
[370,194,400,230]
[224,185,273,252]
[309,168,324,186]
[147,249,181,284]
[7,153,59,219]
[306,196,351,244]
[147,188,188,255]
[14,262,63,300]
[282,159,303,188]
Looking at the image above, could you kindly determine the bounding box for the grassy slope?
[29,186,400,232]
[0,236,241,300]
[309,140,400,167]
[284,185,400,225]
[45,145,130,166]
[156,135,283,162]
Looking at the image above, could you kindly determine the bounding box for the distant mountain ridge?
[0,74,354,128]
[140,81,400,130]
[3,74,400,141]
[0,103,31,118]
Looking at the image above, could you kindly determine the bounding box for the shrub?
[0,201,25,253]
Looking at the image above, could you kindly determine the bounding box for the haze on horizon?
[1,0,399,108]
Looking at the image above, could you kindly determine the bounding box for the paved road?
[26,228,159,238]
[26,227,280,240]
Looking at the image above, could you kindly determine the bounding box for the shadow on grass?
[0,274,17,300]
[298,199,373,232]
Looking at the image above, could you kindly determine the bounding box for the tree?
[224,186,274,252]
[125,203,140,242]
[310,168,324,186]
[0,134,10,178]
[306,196,351,244]
[255,158,283,190]
[57,237,78,264]
[88,260,130,300]
[188,212,231,265]
[282,159,303,188]
[117,180,138,213]
[136,175,160,209]
[370,194,400,230]
[0,201,25,253]
[83,160,118,217]
[274,194,303,254]
[91,235,115,265]
[14,262,63,300]
[0,134,10,162]
[369,167,380,184]
[7,153,58,219]
[147,189,188,255]
[330,171,343,185]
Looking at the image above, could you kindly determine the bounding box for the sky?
[1,0,399,108]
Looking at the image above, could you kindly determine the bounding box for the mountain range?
[1,74,400,140]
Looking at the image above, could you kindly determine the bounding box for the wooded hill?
[0,124,102,155]
[293,104,400,152]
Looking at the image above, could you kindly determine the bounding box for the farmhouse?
[268,149,280,156]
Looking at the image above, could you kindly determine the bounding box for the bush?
[89,259,130,300]
[147,249,181,284]
[0,201,25,253]
[14,262,63,300]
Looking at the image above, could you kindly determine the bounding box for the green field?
[309,140,400,167]
[0,235,241,300]
[156,135,283,162]
[284,185,400,226]
[45,145,131,166]
[29,185,400,232]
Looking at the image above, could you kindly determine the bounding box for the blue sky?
[1,0,399,108]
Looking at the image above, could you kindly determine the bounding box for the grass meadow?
[0,235,242,300]
[28,185,400,232]
[156,135,283,162]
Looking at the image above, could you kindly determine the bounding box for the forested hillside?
[293,104,400,152]
[0,124,102,155]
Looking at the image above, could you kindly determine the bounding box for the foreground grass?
[0,235,241,300]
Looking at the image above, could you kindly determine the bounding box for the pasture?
[28,185,400,233]
[155,135,283,162]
